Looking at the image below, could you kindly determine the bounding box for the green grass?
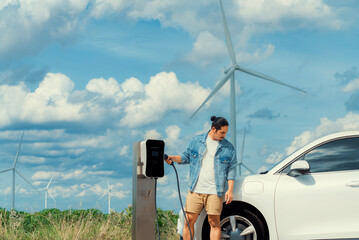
[0,207,179,240]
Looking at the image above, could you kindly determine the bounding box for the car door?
[274,136,359,240]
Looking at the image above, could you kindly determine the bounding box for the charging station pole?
[132,141,156,240]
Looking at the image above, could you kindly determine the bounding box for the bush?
[0,207,179,240]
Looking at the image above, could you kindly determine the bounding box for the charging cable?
[164,154,193,240]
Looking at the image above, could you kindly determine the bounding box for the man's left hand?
[225,190,233,205]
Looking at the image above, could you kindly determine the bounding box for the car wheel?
[202,208,267,240]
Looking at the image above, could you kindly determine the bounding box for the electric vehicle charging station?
[132,139,165,240]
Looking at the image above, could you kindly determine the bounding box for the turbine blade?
[239,128,246,163]
[242,163,255,174]
[13,131,25,168]
[15,169,40,193]
[190,67,236,119]
[107,178,110,190]
[238,66,307,93]
[98,191,107,201]
[48,191,56,203]
[0,168,12,174]
[219,0,237,65]
[46,176,54,189]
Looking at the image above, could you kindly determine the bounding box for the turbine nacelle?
[224,65,237,74]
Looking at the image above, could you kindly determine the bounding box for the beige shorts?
[184,192,224,216]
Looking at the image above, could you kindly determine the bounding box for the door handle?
[346,181,359,187]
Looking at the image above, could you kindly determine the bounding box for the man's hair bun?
[210,116,229,130]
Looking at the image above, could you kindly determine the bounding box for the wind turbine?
[39,176,56,209]
[0,131,40,209]
[98,178,112,214]
[191,0,306,176]
[238,128,255,176]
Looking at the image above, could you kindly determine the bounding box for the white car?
[177,131,359,240]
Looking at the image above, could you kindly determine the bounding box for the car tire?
[202,206,267,240]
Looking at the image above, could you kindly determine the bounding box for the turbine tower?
[39,176,56,209]
[191,0,306,176]
[0,131,40,209]
[98,178,112,214]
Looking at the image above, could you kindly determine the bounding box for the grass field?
[0,207,179,240]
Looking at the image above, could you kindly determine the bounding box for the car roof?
[268,131,359,174]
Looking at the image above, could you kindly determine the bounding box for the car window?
[283,137,359,173]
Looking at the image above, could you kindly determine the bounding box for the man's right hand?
[164,155,173,165]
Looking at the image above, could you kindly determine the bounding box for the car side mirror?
[288,160,310,177]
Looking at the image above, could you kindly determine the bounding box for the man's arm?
[225,180,234,204]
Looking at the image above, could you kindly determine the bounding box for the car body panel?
[275,170,359,239]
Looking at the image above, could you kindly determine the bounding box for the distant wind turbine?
[238,128,255,175]
[39,176,56,209]
[0,131,40,209]
[191,0,306,176]
[98,178,112,214]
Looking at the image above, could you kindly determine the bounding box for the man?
[165,116,237,240]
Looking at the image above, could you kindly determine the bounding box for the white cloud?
[62,169,86,180]
[40,182,128,199]
[144,129,163,140]
[237,44,275,64]
[128,1,213,35]
[0,73,83,127]
[236,0,343,30]
[88,171,114,176]
[265,152,285,164]
[121,77,144,97]
[19,155,46,164]
[0,185,33,196]
[0,71,211,129]
[32,171,60,181]
[32,167,114,181]
[157,175,168,185]
[164,125,182,151]
[286,112,359,154]
[0,0,88,60]
[0,186,11,196]
[120,72,211,127]
[184,33,275,66]
[195,122,211,135]
[51,185,80,198]
[342,78,359,92]
[86,77,122,99]
[0,0,347,62]
[90,0,128,18]
[257,166,268,174]
[184,31,227,66]
[119,145,130,156]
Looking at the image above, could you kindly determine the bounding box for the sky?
[0,0,359,213]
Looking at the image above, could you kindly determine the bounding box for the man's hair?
[210,116,229,131]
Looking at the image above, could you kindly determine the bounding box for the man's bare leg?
[183,212,199,240]
[208,214,221,240]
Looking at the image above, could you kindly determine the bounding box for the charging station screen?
[146,140,164,178]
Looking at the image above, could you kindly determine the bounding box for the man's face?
[212,126,228,141]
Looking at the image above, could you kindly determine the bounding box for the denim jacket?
[179,132,237,197]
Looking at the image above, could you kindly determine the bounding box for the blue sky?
[0,0,359,213]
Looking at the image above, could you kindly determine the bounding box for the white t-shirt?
[193,136,219,194]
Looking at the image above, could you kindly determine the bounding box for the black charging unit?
[140,139,165,178]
